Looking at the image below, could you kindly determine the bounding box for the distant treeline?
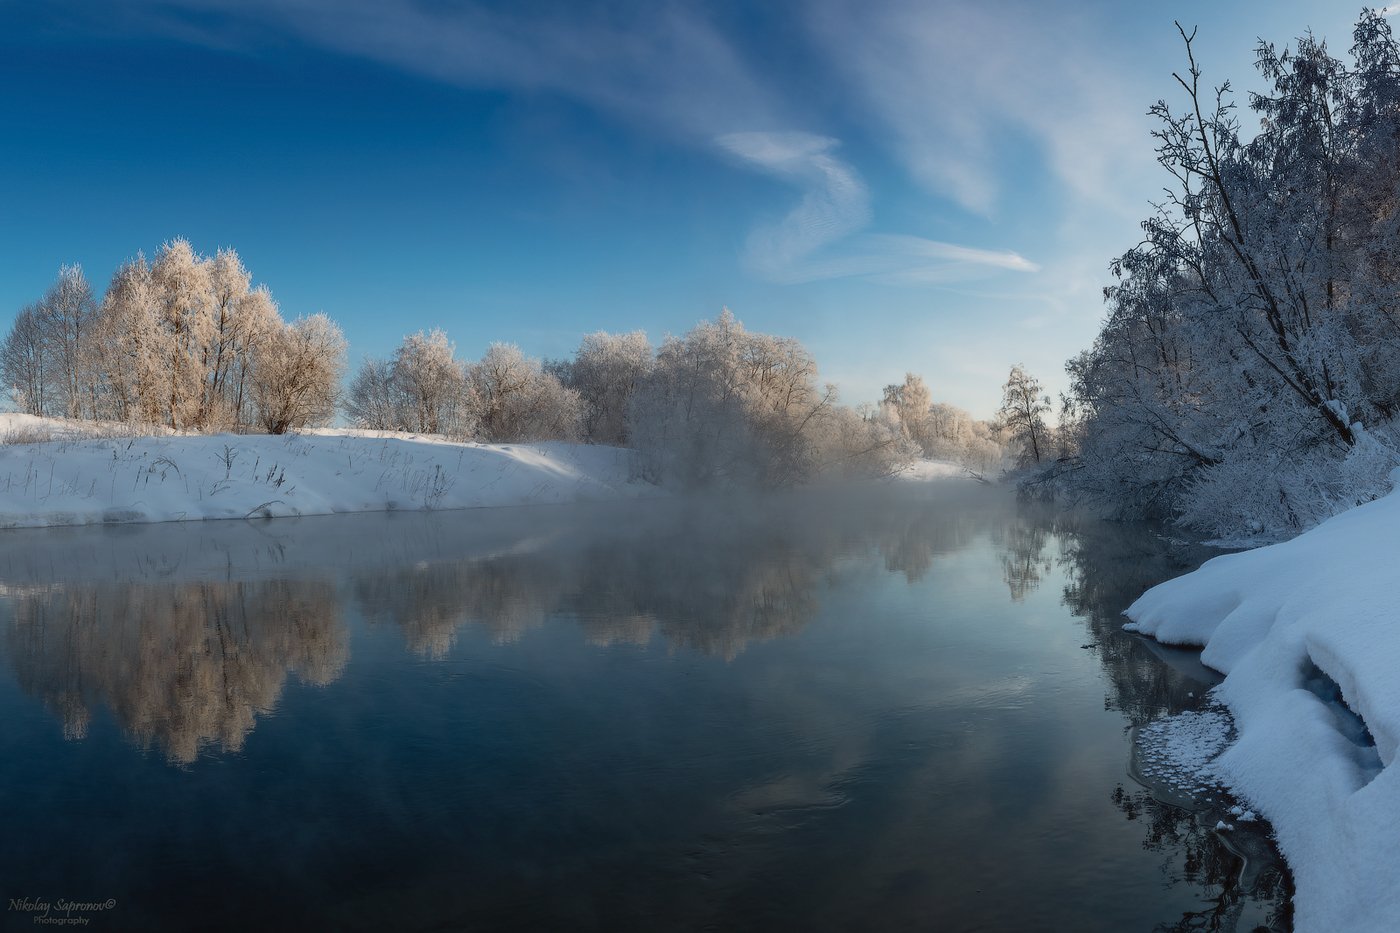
[3,246,1011,487]
[1047,10,1400,539]
[347,311,1010,486]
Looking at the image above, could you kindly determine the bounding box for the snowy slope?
[1124,472,1400,932]
[0,426,649,528]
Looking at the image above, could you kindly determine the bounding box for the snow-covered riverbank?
[0,420,648,528]
[1124,473,1400,932]
[0,415,973,529]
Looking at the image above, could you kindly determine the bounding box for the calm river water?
[0,483,1290,931]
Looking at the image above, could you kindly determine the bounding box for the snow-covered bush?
[1177,428,1400,541]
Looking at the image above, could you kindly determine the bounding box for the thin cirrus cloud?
[717,132,1038,286]
[102,0,1047,287]
[110,0,782,143]
[805,0,1154,222]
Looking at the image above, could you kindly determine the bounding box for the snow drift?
[1124,471,1400,932]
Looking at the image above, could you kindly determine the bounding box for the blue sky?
[0,0,1376,417]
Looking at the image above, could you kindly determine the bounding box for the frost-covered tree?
[92,255,165,425]
[810,403,916,479]
[0,267,97,418]
[344,357,400,431]
[392,329,468,434]
[881,373,934,452]
[202,249,280,429]
[998,364,1050,466]
[552,330,653,445]
[1,304,49,416]
[1058,12,1400,537]
[876,374,1006,471]
[250,314,346,434]
[465,343,582,443]
[151,239,215,430]
[926,402,1006,472]
[37,265,98,419]
[628,310,853,487]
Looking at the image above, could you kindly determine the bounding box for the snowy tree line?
[2,241,345,434]
[4,242,1008,489]
[1049,11,1400,539]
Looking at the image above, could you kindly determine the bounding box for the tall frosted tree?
[38,265,97,419]
[392,329,467,434]
[0,303,49,416]
[94,255,164,424]
[345,357,400,431]
[998,364,1049,466]
[627,310,844,487]
[881,373,934,453]
[151,239,215,430]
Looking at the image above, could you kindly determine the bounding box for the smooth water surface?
[0,485,1290,931]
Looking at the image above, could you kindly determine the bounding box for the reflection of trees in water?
[986,504,1219,726]
[994,513,1055,602]
[351,524,832,662]
[1007,508,1294,931]
[353,492,1010,662]
[1110,785,1292,933]
[1055,514,1223,727]
[355,559,571,656]
[5,579,345,763]
[581,531,822,660]
[6,494,978,760]
[878,506,983,583]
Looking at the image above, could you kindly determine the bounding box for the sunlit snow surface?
[1126,470,1400,932]
[0,415,965,529]
[0,416,649,527]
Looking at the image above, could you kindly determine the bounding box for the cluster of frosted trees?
[1,241,345,433]
[879,372,1009,471]
[1054,11,1400,538]
[348,310,914,486]
[345,330,586,442]
[5,243,1009,489]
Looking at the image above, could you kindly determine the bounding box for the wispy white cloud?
[804,0,1154,221]
[718,131,1037,285]
[118,0,782,141]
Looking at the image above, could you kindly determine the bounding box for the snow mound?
[0,429,651,529]
[1124,486,1400,931]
